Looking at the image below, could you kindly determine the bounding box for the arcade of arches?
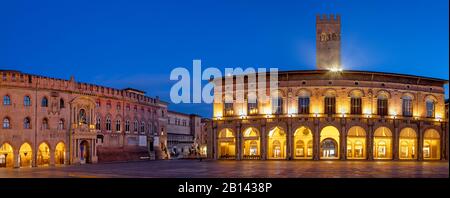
[0,142,67,168]
[215,126,444,161]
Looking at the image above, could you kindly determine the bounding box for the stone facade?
[211,70,448,161]
[166,111,201,158]
[0,70,168,168]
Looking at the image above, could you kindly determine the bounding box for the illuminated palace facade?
[0,70,168,168]
[211,71,448,161]
[210,14,449,161]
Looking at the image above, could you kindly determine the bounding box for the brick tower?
[316,14,341,70]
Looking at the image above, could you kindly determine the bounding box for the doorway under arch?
[267,127,286,159]
[19,143,32,167]
[0,143,14,168]
[37,142,51,166]
[242,127,260,159]
[217,128,236,159]
[320,126,340,159]
[293,126,313,159]
[347,126,366,159]
[373,127,393,159]
[399,128,417,160]
[423,129,440,160]
[55,142,66,165]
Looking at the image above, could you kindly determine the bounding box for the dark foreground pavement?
[0,160,448,178]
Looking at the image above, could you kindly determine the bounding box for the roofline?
[168,110,201,118]
[212,69,448,83]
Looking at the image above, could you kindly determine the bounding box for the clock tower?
[316,14,341,70]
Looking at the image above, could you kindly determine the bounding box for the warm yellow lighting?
[329,67,343,72]
[314,113,318,117]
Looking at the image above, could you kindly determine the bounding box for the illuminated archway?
[267,127,286,159]
[423,129,440,160]
[55,142,66,165]
[399,128,417,160]
[0,143,14,168]
[242,127,260,159]
[80,140,91,164]
[347,126,366,159]
[19,143,32,167]
[373,127,392,159]
[37,143,50,166]
[217,128,236,159]
[293,126,313,159]
[320,126,340,159]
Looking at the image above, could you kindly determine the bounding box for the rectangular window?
[426,101,435,118]
[402,99,413,117]
[298,97,310,114]
[324,97,336,115]
[272,97,283,114]
[377,99,388,116]
[350,98,362,115]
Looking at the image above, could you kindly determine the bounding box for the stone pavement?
[0,160,448,178]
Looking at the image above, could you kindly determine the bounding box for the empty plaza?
[0,160,448,178]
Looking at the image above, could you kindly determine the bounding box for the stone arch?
[399,127,417,160]
[320,126,340,159]
[401,92,415,100]
[348,89,365,98]
[296,88,312,97]
[18,142,33,168]
[322,88,337,97]
[347,126,367,159]
[424,94,438,102]
[293,126,313,159]
[267,126,286,159]
[37,141,51,166]
[373,127,393,160]
[0,142,14,168]
[376,90,391,99]
[54,141,66,165]
[217,128,236,159]
[423,128,441,160]
[242,127,261,158]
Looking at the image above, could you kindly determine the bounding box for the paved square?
[0,160,448,178]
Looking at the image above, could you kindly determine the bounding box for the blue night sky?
[1,0,448,118]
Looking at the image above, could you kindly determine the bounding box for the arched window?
[96,117,101,130]
[140,122,145,134]
[24,117,31,129]
[3,95,11,105]
[116,119,121,132]
[402,95,413,117]
[106,116,111,131]
[377,94,388,116]
[41,97,48,107]
[125,120,130,133]
[2,117,10,129]
[58,119,64,130]
[134,120,138,132]
[24,96,31,106]
[426,98,435,118]
[59,98,65,108]
[42,118,49,130]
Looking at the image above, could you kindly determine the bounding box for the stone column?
[65,150,70,165]
[393,124,399,160]
[442,123,448,160]
[13,150,19,168]
[340,123,346,160]
[287,121,292,160]
[261,125,266,160]
[236,125,242,160]
[50,150,55,166]
[313,118,320,160]
[213,127,218,160]
[417,126,423,161]
[367,124,374,160]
